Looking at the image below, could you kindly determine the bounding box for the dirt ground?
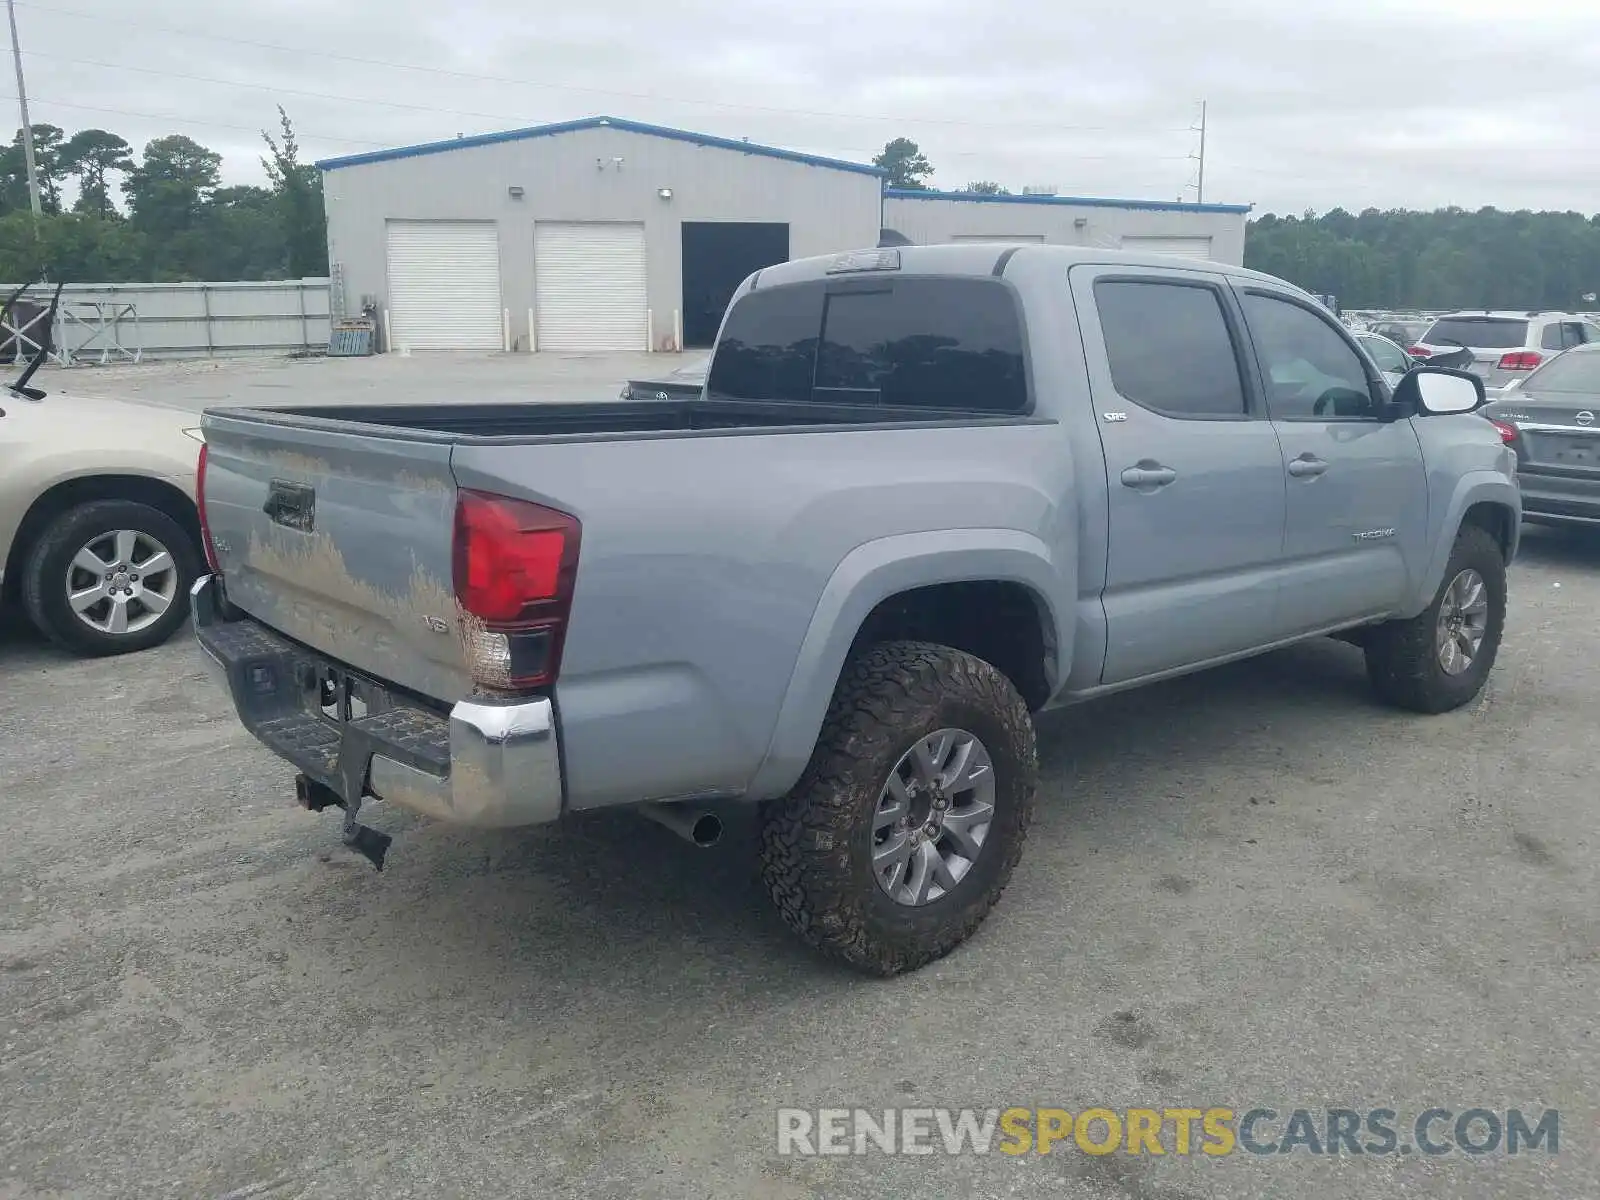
[2,503,1597,1198]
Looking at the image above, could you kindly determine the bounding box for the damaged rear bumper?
[192,574,564,829]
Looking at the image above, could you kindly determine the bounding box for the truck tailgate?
[201,411,472,701]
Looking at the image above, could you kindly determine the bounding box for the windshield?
[1421,317,1528,349]
[1523,350,1600,394]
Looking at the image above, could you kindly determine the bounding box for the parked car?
[1352,330,1415,388]
[192,244,1519,976]
[0,317,204,656]
[1482,342,1600,528]
[619,355,709,402]
[1411,311,1600,391]
[1369,319,1429,348]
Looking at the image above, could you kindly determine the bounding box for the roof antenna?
[6,279,62,400]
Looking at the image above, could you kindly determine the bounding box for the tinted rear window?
[816,279,1027,411]
[706,277,1028,412]
[1523,350,1600,393]
[705,283,823,404]
[1422,317,1528,349]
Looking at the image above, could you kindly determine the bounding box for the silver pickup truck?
[193,244,1520,976]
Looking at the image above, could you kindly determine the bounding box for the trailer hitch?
[293,773,392,871]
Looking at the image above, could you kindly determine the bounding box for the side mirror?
[1393,366,1484,415]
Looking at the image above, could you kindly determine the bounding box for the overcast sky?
[8,0,1599,215]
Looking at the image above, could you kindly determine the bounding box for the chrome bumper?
[190,574,564,828]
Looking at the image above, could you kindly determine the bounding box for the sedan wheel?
[64,528,181,637]
[21,498,201,657]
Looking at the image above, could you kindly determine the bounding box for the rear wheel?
[21,499,201,657]
[759,641,1038,976]
[1364,524,1506,713]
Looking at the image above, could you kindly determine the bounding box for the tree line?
[0,108,327,284]
[1244,208,1600,312]
[874,136,1600,311]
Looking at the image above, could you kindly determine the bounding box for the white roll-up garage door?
[1120,235,1214,260]
[534,222,647,353]
[385,221,503,351]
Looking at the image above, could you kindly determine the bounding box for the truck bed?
[241,397,1018,441]
[199,395,1064,814]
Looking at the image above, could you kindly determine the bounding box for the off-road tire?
[21,499,201,657]
[759,640,1038,976]
[1364,524,1506,714]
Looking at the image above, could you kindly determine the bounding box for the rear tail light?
[1408,346,1431,358]
[1497,350,1542,372]
[196,442,221,573]
[452,489,581,690]
[1488,419,1519,444]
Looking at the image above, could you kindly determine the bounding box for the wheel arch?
[3,473,199,604]
[745,528,1069,800]
[1406,473,1519,618]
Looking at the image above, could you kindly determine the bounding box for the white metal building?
[882,189,1250,264]
[317,115,1251,353]
[317,116,884,353]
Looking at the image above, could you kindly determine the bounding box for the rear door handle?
[1287,455,1328,478]
[1120,463,1177,489]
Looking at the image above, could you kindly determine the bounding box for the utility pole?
[1191,100,1207,205]
[6,0,41,216]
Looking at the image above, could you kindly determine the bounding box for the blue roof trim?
[885,187,1251,215]
[315,115,887,176]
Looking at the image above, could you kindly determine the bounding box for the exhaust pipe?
[638,801,723,848]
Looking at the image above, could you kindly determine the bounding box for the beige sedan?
[1,389,204,656]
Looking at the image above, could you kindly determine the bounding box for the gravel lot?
[3,499,1598,1196]
[41,351,689,415]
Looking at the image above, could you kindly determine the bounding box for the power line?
[0,92,389,145]
[15,0,1194,137]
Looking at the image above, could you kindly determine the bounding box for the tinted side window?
[1093,279,1247,417]
[1561,322,1586,349]
[815,278,1028,412]
[1541,324,1565,350]
[706,282,824,403]
[1242,292,1377,420]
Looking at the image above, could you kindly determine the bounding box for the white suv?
[1412,311,1600,392]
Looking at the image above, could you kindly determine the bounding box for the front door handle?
[1287,455,1329,478]
[1120,463,1177,489]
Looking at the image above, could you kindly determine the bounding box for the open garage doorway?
[681,222,789,348]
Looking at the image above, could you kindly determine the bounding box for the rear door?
[1236,285,1429,631]
[1070,264,1288,684]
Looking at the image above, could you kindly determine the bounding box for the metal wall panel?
[1119,235,1214,259]
[884,196,1247,265]
[0,280,332,362]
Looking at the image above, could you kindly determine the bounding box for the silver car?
[1412,311,1600,392]
[1352,330,1414,389]
[1482,343,1600,529]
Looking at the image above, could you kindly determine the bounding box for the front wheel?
[759,641,1038,976]
[21,499,201,657]
[1364,524,1507,714]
